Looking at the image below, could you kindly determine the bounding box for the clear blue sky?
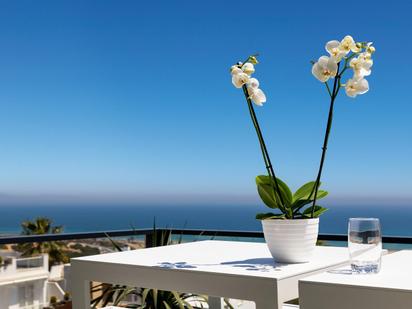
[0,0,411,205]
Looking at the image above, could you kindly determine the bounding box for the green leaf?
[293,181,317,201]
[141,288,150,305]
[256,212,286,220]
[293,181,329,202]
[256,175,292,209]
[153,289,158,308]
[316,190,328,200]
[171,291,185,309]
[257,183,278,209]
[163,302,172,309]
[256,175,271,185]
[302,206,328,218]
[275,178,293,207]
[291,198,312,211]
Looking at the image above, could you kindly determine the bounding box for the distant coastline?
[1,203,412,237]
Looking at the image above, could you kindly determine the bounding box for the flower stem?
[310,63,341,217]
[242,85,286,209]
[325,82,332,97]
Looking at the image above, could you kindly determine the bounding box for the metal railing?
[1,228,412,246]
[16,255,44,269]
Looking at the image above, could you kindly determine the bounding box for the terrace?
[1,229,412,308]
[1,1,411,309]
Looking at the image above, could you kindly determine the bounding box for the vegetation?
[90,224,230,308]
[66,243,100,259]
[16,217,69,266]
[45,293,72,309]
[50,296,58,305]
[255,176,328,219]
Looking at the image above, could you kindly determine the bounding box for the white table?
[299,250,412,309]
[71,240,350,309]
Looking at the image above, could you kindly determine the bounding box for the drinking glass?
[348,218,382,274]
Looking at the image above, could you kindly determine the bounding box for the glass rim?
[349,217,380,222]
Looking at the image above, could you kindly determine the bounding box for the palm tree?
[17,217,69,266]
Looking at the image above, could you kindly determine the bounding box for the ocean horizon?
[1,203,412,237]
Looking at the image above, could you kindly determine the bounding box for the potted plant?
[230,36,375,263]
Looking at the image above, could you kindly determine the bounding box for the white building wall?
[0,254,50,309]
[0,279,47,309]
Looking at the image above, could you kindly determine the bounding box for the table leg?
[208,296,222,309]
[72,277,90,309]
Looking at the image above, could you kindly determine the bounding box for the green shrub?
[50,296,58,304]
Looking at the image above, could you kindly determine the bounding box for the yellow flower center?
[332,48,340,56]
[323,69,332,76]
[341,41,351,51]
[350,59,361,70]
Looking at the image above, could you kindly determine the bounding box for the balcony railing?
[16,255,44,269]
[1,228,412,249]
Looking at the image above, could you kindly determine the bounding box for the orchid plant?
[231,35,374,220]
[309,35,375,216]
[230,56,328,220]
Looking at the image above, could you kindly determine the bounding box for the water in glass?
[348,218,382,274]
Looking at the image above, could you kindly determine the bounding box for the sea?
[1,203,412,237]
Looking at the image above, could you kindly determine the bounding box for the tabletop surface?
[300,250,412,291]
[74,240,350,280]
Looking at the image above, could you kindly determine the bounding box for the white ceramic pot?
[262,218,319,263]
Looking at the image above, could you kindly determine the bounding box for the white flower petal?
[340,35,356,54]
[345,78,369,98]
[357,78,369,94]
[318,56,330,66]
[247,87,266,105]
[325,40,345,62]
[350,53,373,79]
[351,43,361,53]
[231,66,242,76]
[326,40,340,51]
[242,63,255,75]
[248,78,260,89]
[312,62,328,82]
[232,72,249,88]
[312,56,337,82]
[326,57,338,75]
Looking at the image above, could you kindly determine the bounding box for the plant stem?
[339,53,357,76]
[310,63,341,217]
[242,85,285,209]
[325,82,332,97]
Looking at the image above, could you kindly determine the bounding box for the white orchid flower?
[231,66,242,76]
[247,86,266,106]
[312,56,338,82]
[242,63,255,75]
[345,78,369,97]
[325,40,346,62]
[248,77,260,89]
[350,52,373,79]
[340,35,360,54]
[232,72,250,88]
